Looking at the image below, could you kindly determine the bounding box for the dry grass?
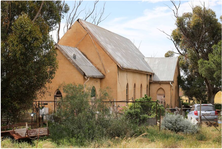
[87,124,222,148]
[1,124,221,148]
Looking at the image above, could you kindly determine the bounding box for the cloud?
[100,0,221,57]
[100,5,175,57]
[51,0,221,57]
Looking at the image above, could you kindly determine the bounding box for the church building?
[36,19,179,113]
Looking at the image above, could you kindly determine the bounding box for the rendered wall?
[35,49,101,114]
[116,68,149,107]
[150,83,171,107]
[172,61,180,107]
[59,21,118,100]
[149,62,180,108]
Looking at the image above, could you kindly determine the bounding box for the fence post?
[199,100,202,127]
[159,109,161,131]
[156,101,157,125]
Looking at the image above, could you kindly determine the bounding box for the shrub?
[106,117,136,138]
[49,84,142,146]
[124,95,164,125]
[49,84,111,146]
[161,113,199,134]
[196,133,207,141]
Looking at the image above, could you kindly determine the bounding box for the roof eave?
[56,44,105,79]
[120,67,153,75]
[151,80,174,84]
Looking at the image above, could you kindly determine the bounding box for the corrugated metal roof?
[79,19,153,74]
[56,44,104,78]
[144,57,178,82]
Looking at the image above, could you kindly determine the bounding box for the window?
[146,84,149,95]
[91,86,96,97]
[140,84,142,97]
[150,75,152,81]
[126,83,129,102]
[55,89,62,98]
[54,89,62,112]
[134,84,136,99]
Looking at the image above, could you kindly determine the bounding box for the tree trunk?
[204,78,214,104]
[210,93,216,104]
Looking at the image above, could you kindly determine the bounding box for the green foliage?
[91,86,96,97]
[171,4,221,103]
[179,73,207,102]
[161,113,199,134]
[196,133,207,141]
[1,13,57,122]
[49,84,138,146]
[198,41,221,87]
[1,1,69,122]
[164,50,175,57]
[214,104,222,110]
[106,117,136,138]
[50,84,104,145]
[124,95,164,125]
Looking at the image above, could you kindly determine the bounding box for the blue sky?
[52,0,222,57]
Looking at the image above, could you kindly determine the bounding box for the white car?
[187,104,218,124]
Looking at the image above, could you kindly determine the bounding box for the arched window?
[126,83,129,102]
[91,86,96,97]
[146,84,149,95]
[134,84,136,100]
[140,84,142,97]
[55,89,62,98]
[54,89,62,112]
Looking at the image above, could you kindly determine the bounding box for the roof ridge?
[77,19,153,74]
[78,19,132,42]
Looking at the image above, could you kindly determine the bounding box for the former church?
[36,19,179,114]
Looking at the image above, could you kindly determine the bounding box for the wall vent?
[73,54,76,60]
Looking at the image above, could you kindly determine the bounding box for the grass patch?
[1,124,221,148]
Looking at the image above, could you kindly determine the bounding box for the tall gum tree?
[1,1,67,122]
[164,1,221,103]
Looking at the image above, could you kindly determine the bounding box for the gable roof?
[78,19,153,74]
[56,44,104,78]
[144,57,178,82]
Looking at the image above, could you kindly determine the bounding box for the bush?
[161,113,199,134]
[49,84,111,146]
[106,117,137,138]
[49,84,142,146]
[124,95,164,125]
[196,133,207,141]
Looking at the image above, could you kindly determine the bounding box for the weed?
[213,136,222,143]
[196,133,207,141]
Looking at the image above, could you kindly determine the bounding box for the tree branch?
[158,29,185,56]
[32,1,44,23]
[84,0,98,21]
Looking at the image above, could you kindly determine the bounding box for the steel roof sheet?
[144,57,178,82]
[79,19,153,74]
[56,44,104,78]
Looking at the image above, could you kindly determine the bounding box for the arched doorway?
[157,88,165,105]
